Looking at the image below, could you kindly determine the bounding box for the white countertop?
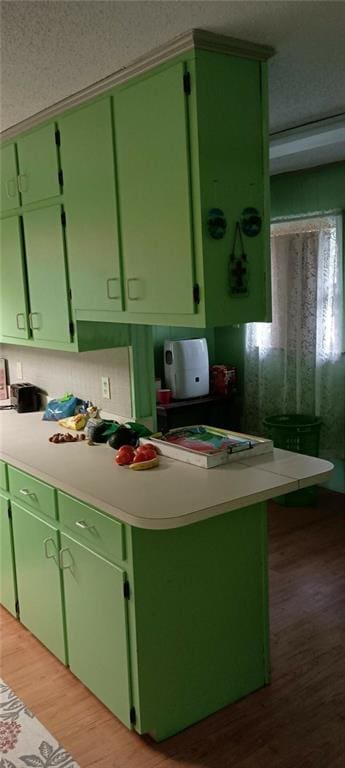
[0,411,333,529]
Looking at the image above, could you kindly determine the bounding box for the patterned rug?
[0,679,79,768]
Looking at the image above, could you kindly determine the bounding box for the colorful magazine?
[162,425,252,454]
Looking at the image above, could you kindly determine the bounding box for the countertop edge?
[0,449,333,530]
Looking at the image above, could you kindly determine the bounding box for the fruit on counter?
[115,445,136,465]
[132,445,157,463]
[129,444,159,470]
[49,432,86,443]
[129,457,160,471]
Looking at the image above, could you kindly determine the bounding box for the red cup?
[158,389,172,405]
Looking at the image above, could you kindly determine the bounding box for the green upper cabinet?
[0,216,29,339]
[16,123,60,205]
[114,62,195,317]
[59,99,123,315]
[112,49,271,326]
[192,51,270,326]
[0,144,20,213]
[23,205,71,343]
[1,35,272,330]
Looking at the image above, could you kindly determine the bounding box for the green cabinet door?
[0,216,29,339]
[61,533,132,727]
[11,503,66,663]
[0,462,8,493]
[0,495,17,617]
[114,62,195,316]
[16,123,60,205]
[59,99,123,313]
[0,144,20,213]
[23,206,71,343]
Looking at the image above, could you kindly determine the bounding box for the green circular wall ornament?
[240,207,262,237]
[207,208,227,240]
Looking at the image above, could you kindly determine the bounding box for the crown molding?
[0,28,274,142]
[192,29,274,61]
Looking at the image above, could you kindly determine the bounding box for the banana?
[129,457,160,471]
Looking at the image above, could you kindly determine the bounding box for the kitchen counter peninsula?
[0,410,333,740]
[0,410,332,529]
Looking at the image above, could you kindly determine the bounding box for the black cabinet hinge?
[183,72,191,95]
[69,321,75,337]
[55,129,61,147]
[7,501,12,520]
[15,599,20,617]
[58,169,64,187]
[130,706,136,725]
[123,580,130,600]
[61,211,66,228]
[193,283,200,304]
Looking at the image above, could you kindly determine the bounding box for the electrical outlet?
[101,376,111,399]
[16,362,23,380]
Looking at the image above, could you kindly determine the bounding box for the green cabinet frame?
[0,493,17,617]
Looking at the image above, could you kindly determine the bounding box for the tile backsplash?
[0,345,132,418]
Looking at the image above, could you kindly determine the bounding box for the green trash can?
[263,414,322,506]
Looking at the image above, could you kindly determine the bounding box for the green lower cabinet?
[11,503,67,663]
[5,461,270,741]
[129,502,269,741]
[60,533,132,728]
[0,495,17,617]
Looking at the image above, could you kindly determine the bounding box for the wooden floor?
[1,489,344,768]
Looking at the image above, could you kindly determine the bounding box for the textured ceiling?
[1,0,345,170]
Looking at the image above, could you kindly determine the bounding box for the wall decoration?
[229,221,249,296]
[240,207,262,237]
[207,207,227,239]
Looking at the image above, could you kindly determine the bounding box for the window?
[245,215,344,459]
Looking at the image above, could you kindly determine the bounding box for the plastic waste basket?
[263,414,322,506]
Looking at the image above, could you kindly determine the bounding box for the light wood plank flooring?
[1,489,344,768]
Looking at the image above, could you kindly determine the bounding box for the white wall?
[0,344,132,419]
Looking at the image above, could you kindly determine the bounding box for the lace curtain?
[244,215,344,460]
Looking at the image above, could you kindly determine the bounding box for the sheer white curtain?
[244,215,344,460]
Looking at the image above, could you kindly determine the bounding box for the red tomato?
[115,445,135,466]
[133,445,157,463]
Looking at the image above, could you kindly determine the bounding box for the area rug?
[0,679,79,768]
